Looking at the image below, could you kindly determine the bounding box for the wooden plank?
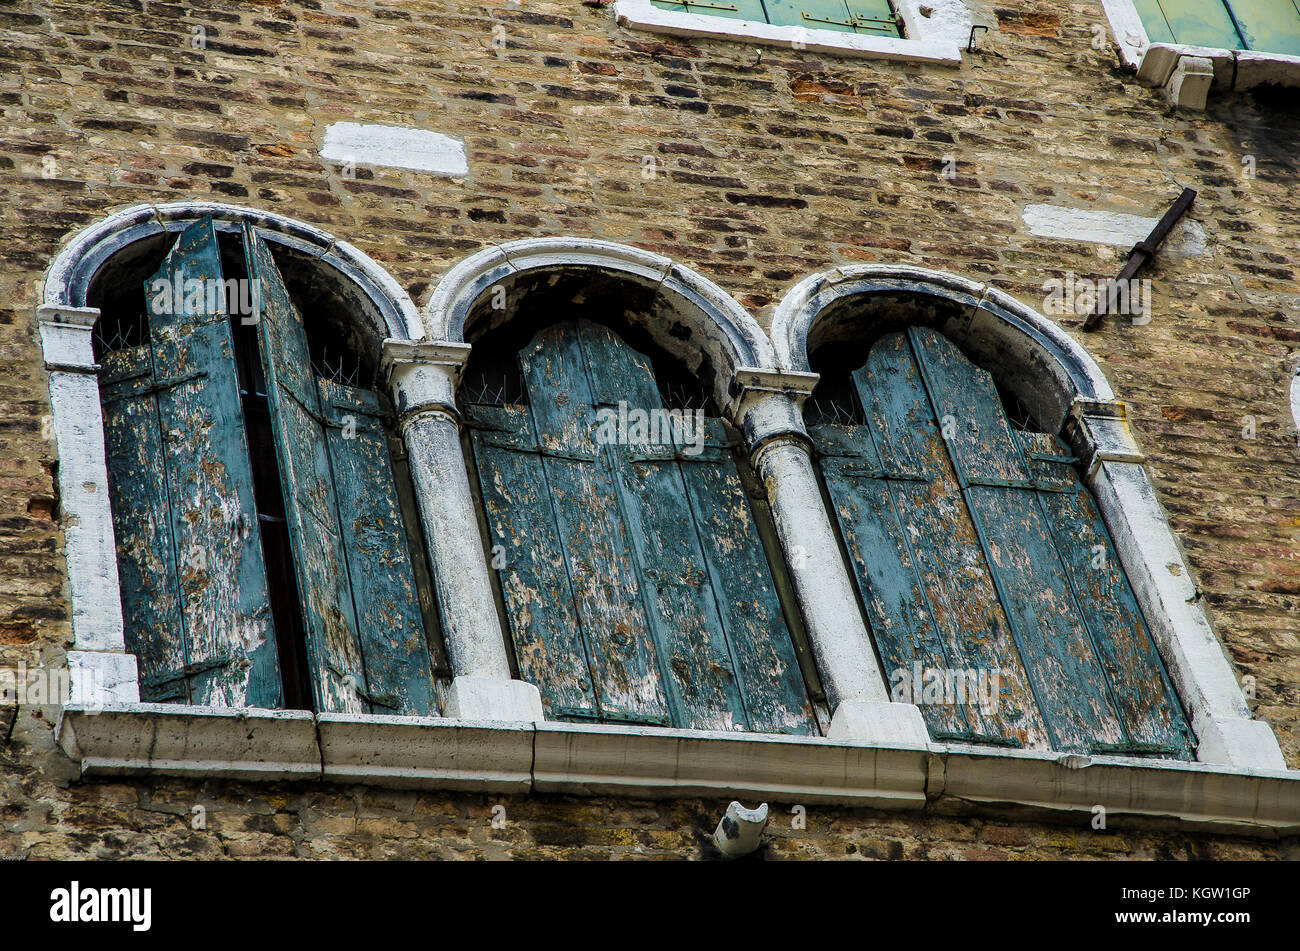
[909,327,1126,753]
[650,0,770,24]
[98,346,187,701]
[243,224,367,715]
[763,0,901,35]
[144,218,280,708]
[466,402,599,718]
[1018,433,1195,757]
[518,323,671,724]
[318,379,438,716]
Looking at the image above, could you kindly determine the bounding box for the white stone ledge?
[613,0,962,65]
[56,706,1300,835]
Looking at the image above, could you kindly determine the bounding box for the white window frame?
[1100,0,1300,107]
[613,0,969,65]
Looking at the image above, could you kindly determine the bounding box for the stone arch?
[425,237,773,413]
[43,200,423,345]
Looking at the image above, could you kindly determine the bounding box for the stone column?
[37,304,140,709]
[381,339,543,722]
[1066,399,1285,769]
[728,368,929,747]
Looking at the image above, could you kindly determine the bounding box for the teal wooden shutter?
[764,0,901,35]
[1227,0,1300,54]
[650,0,769,23]
[242,224,437,715]
[906,327,1193,757]
[101,218,281,707]
[1015,432,1194,756]
[582,322,815,734]
[813,333,1047,747]
[317,379,439,715]
[467,320,815,732]
[1132,0,1245,48]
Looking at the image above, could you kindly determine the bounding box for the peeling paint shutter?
[317,379,439,715]
[764,0,901,35]
[583,321,816,734]
[467,320,815,732]
[813,334,1046,747]
[907,327,1193,756]
[242,224,435,715]
[818,328,1193,756]
[101,218,281,707]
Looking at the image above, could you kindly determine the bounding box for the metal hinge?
[801,10,899,33]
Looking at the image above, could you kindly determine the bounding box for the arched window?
[92,217,443,714]
[807,325,1194,755]
[459,308,818,734]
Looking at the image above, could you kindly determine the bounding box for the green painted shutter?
[468,402,600,717]
[1132,0,1245,48]
[1016,432,1194,756]
[650,0,769,23]
[468,320,815,732]
[1227,0,1300,54]
[907,327,1193,756]
[101,218,281,707]
[813,333,1047,747]
[582,321,816,734]
[765,0,901,35]
[242,225,435,715]
[317,379,439,715]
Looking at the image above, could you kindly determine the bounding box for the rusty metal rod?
[1082,187,1196,332]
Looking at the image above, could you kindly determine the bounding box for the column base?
[444,675,545,723]
[827,700,930,749]
[1194,715,1286,770]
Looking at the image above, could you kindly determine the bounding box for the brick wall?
[2,0,1297,858]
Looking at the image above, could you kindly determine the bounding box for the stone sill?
[57,705,1300,837]
[613,0,962,65]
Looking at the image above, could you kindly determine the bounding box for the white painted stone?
[38,309,129,661]
[1164,55,1214,109]
[827,699,931,749]
[58,704,320,781]
[443,675,544,723]
[896,0,973,49]
[1021,204,1206,254]
[319,122,469,177]
[1290,367,1300,443]
[613,0,962,64]
[317,712,534,789]
[67,651,139,707]
[1194,717,1288,770]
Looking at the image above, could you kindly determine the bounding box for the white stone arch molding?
[770,263,1288,770]
[38,201,423,711]
[426,236,775,409]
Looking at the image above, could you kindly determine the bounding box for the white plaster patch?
[1291,368,1300,445]
[319,122,469,177]
[1021,204,1206,255]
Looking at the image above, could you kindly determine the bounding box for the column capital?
[37,304,101,372]
[380,338,472,421]
[724,367,820,455]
